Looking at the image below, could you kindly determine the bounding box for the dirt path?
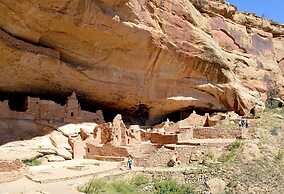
[0,159,199,194]
[0,159,121,194]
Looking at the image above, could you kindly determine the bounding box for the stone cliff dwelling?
[0,92,104,124]
[0,0,283,192]
[0,90,250,166]
[69,111,249,167]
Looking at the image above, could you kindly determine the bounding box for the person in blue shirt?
[127,156,133,170]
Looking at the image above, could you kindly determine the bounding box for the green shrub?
[154,178,196,194]
[77,179,107,194]
[195,0,208,9]
[111,181,137,194]
[276,150,284,161]
[78,179,139,194]
[22,158,41,166]
[266,85,282,109]
[267,85,280,99]
[207,151,215,160]
[231,141,242,150]
[79,176,196,194]
[220,141,243,163]
[132,175,149,187]
[222,150,235,163]
[266,100,283,109]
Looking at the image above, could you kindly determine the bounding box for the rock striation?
[0,0,283,124]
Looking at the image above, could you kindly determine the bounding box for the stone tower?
[65,92,80,119]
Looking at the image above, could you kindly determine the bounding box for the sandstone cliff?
[0,0,283,124]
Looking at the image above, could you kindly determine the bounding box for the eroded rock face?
[0,0,283,124]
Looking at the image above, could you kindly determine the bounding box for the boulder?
[206,178,226,194]
[47,155,65,162]
[49,131,72,150]
[58,123,98,137]
[241,143,261,162]
[190,150,202,162]
[56,148,72,160]
[274,114,284,119]
[80,128,93,141]
[0,135,54,160]
[37,148,56,155]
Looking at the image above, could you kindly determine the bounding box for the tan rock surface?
[206,178,227,194]
[0,0,283,124]
[241,143,261,163]
[56,148,72,160]
[0,119,58,160]
[49,131,72,150]
[47,155,66,162]
[58,123,97,137]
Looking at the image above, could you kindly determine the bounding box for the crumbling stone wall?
[193,127,242,139]
[141,131,178,144]
[85,143,129,158]
[0,92,104,124]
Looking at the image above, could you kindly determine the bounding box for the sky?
[226,0,284,24]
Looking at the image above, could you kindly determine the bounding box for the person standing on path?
[127,156,133,170]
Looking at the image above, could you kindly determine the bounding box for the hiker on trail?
[239,118,245,128]
[127,156,133,170]
[245,119,250,128]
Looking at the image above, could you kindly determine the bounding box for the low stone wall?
[141,131,178,144]
[193,127,242,139]
[135,142,230,168]
[135,146,201,167]
[86,143,129,158]
[90,156,125,162]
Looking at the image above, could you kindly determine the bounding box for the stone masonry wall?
[0,92,104,124]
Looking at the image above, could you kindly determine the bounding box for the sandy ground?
[0,159,121,194]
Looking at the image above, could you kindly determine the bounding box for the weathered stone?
[274,114,284,119]
[72,140,86,160]
[55,148,72,160]
[0,127,54,160]
[206,178,227,194]
[37,148,56,155]
[0,93,105,124]
[0,0,282,124]
[190,150,202,162]
[47,155,65,162]
[58,123,98,137]
[80,128,94,141]
[241,143,261,162]
[49,131,72,150]
[177,111,208,128]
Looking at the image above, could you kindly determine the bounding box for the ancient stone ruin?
[0,91,252,166]
[0,92,104,124]
[66,111,250,168]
